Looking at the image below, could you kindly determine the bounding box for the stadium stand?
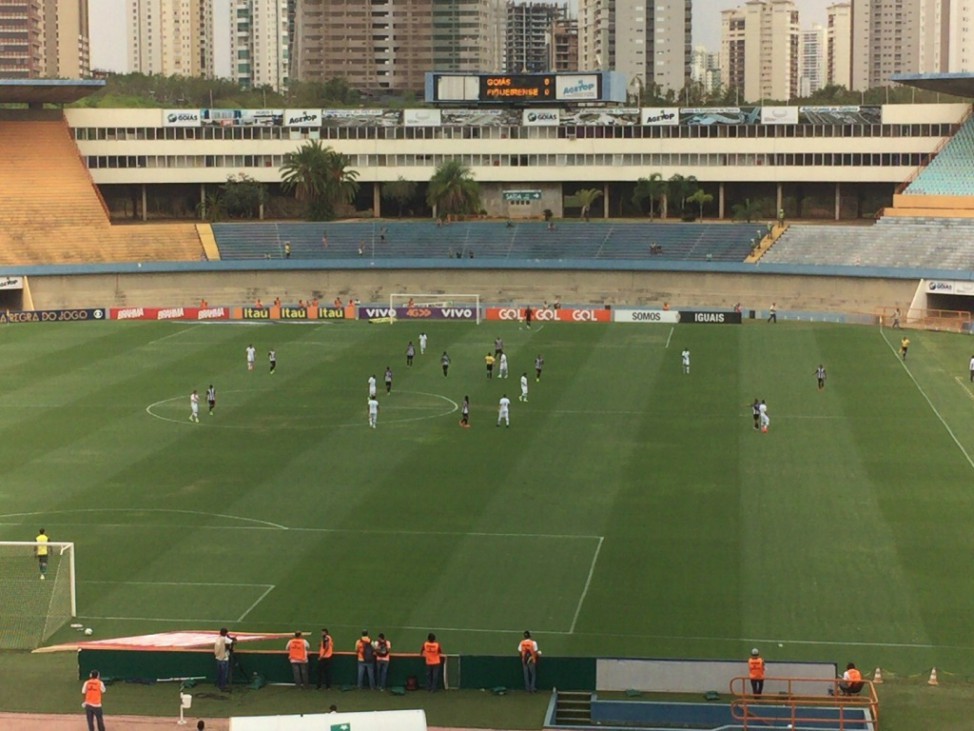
[904,115,974,196]
[0,118,202,265]
[211,221,766,263]
[760,217,974,269]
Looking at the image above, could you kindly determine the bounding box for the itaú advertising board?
[485,307,611,322]
[612,309,680,323]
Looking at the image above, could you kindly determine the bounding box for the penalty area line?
[569,536,604,634]
[237,584,276,622]
[954,376,974,402]
[665,326,674,349]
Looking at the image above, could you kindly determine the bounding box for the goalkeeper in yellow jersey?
[36,528,49,580]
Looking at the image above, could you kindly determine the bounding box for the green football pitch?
[3,318,974,680]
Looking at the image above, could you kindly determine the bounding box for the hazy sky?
[90,0,834,79]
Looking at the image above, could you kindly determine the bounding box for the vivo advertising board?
[760,106,799,125]
[556,74,600,102]
[359,306,479,321]
[522,109,560,126]
[403,109,443,127]
[641,108,679,126]
[162,110,201,127]
[284,109,321,127]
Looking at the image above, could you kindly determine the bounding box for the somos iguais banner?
[1,308,105,323]
[485,307,610,322]
[612,309,680,324]
[679,310,742,324]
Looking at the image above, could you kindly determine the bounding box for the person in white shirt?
[246,344,256,371]
[969,354,974,383]
[190,390,200,423]
[368,374,377,398]
[519,373,529,402]
[759,400,770,432]
[681,348,690,375]
[368,395,379,428]
[499,352,509,378]
[497,394,511,427]
[419,332,428,355]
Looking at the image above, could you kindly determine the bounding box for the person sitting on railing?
[839,662,864,695]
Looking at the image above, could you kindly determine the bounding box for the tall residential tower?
[128,0,213,77]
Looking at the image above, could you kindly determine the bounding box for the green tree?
[280,140,359,220]
[732,198,761,223]
[575,188,604,221]
[196,191,225,222]
[632,173,666,220]
[687,188,714,221]
[220,173,265,219]
[426,160,480,219]
[382,176,417,217]
[667,174,699,219]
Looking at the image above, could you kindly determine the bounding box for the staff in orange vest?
[374,632,392,690]
[356,630,376,689]
[82,669,106,731]
[839,662,864,695]
[287,631,310,689]
[421,632,443,692]
[748,648,766,696]
[316,628,333,690]
[518,630,540,693]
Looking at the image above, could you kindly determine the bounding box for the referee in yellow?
[36,528,49,580]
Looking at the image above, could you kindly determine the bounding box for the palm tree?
[632,173,666,220]
[687,189,714,221]
[280,140,359,220]
[576,188,604,221]
[426,160,480,220]
[667,174,699,219]
[732,198,762,223]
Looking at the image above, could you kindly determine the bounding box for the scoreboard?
[480,74,554,101]
[426,72,625,105]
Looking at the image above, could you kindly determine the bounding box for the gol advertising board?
[485,307,610,322]
[679,310,742,324]
[612,309,680,324]
[0,308,105,324]
[359,306,479,321]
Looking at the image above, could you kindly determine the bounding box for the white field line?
[881,329,974,472]
[954,376,974,402]
[237,585,276,622]
[145,324,204,346]
[570,536,604,634]
[83,581,273,587]
[665,326,674,349]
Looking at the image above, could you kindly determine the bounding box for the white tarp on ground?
[231,709,426,731]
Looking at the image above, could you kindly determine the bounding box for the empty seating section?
[904,117,974,196]
[0,119,202,265]
[212,222,765,263]
[762,217,974,269]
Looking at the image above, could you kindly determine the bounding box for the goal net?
[389,293,481,324]
[0,541,76,649]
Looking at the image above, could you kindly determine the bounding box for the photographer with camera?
[214,628,235,692]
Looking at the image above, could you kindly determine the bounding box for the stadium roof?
[0,79,105,105]
[891,72,974,99]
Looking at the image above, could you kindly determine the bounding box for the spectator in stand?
[255,298,263,309]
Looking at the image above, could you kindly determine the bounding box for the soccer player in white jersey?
[499,352,509,378]
[246,344,256,371]
[368,395,379,428]
[190,390,200,422]
[519,373,529,402]
[497,394,511,427]
[759,400,770,432]
[419,332,428,355]
[368,374,377,398]
[681,348,690,375]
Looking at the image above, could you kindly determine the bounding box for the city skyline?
[90,0,834,81]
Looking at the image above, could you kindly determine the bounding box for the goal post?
[389,293,482,324]
[0,541,76,649]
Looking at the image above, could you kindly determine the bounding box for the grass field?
[4,317,974,726]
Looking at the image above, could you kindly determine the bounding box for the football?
[84,628,93,636]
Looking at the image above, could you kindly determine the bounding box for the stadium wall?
[24,269,917,316]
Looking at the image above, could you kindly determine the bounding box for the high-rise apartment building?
[946,0,974,72]
[129,0,213,78]
[690,45,720,94]
[826,3,851,88]
[293,0,504,93]
[231,0,289,91]
[799,24,824,96]
[505,1,564,73]
[720,0,799,102]
[578,0,691,95]
[549,16,578,72]
[0,0,89,78]
[851,0,921,90]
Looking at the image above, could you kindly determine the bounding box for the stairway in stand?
[554,690,593,725]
